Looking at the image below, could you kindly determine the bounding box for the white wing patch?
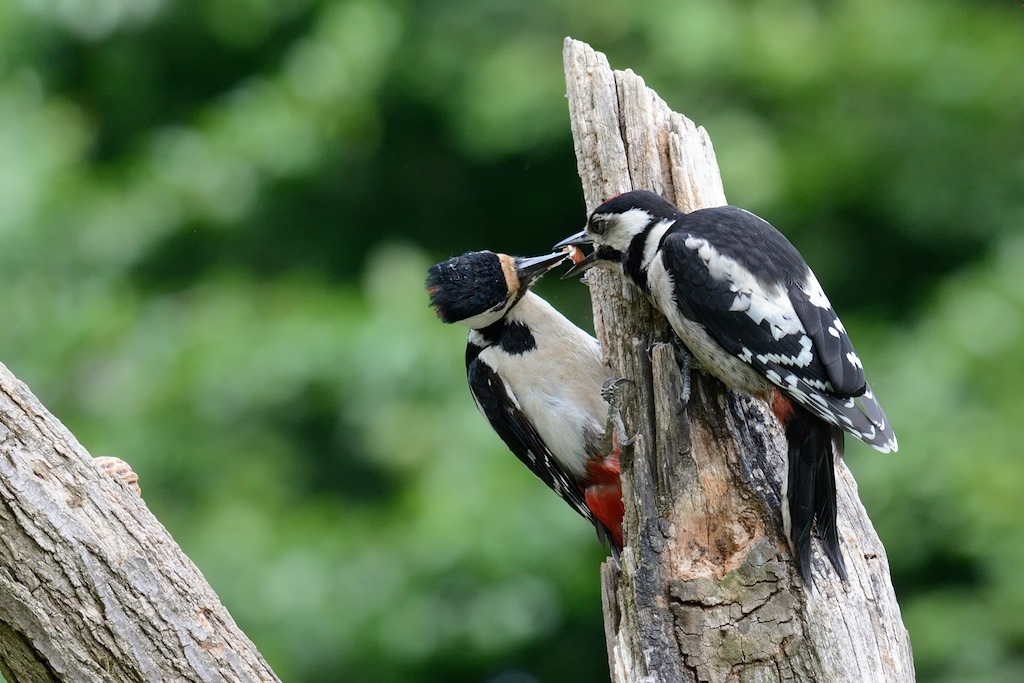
[801,271,833,310]
[684,235,805,340]
[650,257,772,398]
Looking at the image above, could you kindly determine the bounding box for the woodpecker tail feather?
[782,402,847,585]
[814,428,847,581]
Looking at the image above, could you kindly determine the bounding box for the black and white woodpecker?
[426,250,626,550]
[556,190,897,583]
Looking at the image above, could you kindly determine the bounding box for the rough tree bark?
[563,38,915,683]
[0,361,280,682]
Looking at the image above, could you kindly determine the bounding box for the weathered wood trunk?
[563,38,915,683]
[0,362,280,682]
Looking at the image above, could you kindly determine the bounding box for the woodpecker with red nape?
[427,250,627,551]
[556,190,897,584]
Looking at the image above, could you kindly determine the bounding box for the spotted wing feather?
[788,282,864,397]
[761,358,895,451]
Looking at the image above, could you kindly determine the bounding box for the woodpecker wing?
[658,221,896,452]
[466,348,595,524]
[787,281,864,396]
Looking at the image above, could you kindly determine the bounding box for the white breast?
[480,294,610,477]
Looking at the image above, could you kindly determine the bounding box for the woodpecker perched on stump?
[556,190,897,584]
[427,250,627,551]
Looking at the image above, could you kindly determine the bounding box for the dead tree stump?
[563,37,914,683]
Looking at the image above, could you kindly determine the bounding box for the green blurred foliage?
[0,0,1022,680]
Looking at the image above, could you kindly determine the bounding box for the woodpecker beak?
[563,251,600,278]
[553,230,591,249]
[514,251,570,288]
[553,230,598,279]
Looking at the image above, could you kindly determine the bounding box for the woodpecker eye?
[589,216,608,236]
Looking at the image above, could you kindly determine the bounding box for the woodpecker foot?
[94,456,142,497]
[611,421,636,451]
[601,377,637,454]
[601,376,631,408]
[670,338,695,407]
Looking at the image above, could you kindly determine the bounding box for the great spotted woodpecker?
[426,250,626,551]
[556,190,897,583]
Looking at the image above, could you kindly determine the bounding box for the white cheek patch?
[599,208,653,252]
[684,236,805,340]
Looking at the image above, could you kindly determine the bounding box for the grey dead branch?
[563,37,914,683]
[0,361,279,683]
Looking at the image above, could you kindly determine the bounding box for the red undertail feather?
[771,389,797,426]
[584,451,624,549]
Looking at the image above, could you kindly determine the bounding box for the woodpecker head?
[426,250,568,328]
[555,190,683,277]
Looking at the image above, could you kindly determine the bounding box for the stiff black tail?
[784,404,847,585]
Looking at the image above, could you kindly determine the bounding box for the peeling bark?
[564,38,914,683]
[0,362,280,682]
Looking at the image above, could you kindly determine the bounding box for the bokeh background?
[1,0,1022,681]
